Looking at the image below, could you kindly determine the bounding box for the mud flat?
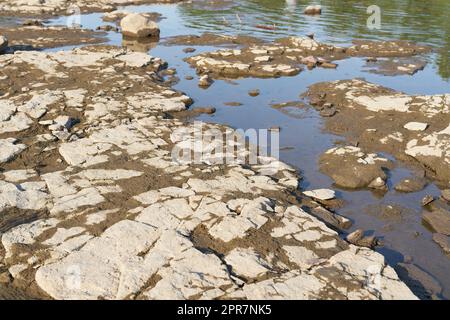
[0,43,418,299]
[0,25,107,50]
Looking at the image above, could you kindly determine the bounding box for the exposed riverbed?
[0,0,449,299]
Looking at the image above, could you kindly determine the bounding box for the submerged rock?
[120,13,160,38]
[423,208,450,235]
[433,233,450,256]
[395,178,427,193]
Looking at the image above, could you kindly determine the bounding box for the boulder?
[120,13,160,38]
[304,5,322,15]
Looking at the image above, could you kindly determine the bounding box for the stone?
[320,146,390,189]
[423,209,450,235]
[395,178,427,193]
[310,206,352,230]
[346,229,378,248]
[225,248,270,279]
[192,107,216,114]
[198,74,213,87]
[432,233,450,255]
[442,189,450,202]
[2,169,36,182]
[304,5,322,15]
[120,13,160,38]
[35,220,162,300]
[248,89,260,97]
[0,35,8,53]
[183,47,196,53]
[421,195,435,206]
[404,122,428,132]
[303,189,335,201]
[368,177,387,190]
[283,246,322,270]
[0,138,27,163]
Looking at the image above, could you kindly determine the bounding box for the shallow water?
[41,0,450,299]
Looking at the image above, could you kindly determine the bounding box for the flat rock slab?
[423,209,450,236]
[303,189,336,200]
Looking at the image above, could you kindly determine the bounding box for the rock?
[319,104,337,117]
[198,74,213,87]
[395,263,442,300]
[248,89,260,97]
[421,195,435,206]
[301,55,318,67]
[423,209,450,235]
[395,178,427,193]
[441,189,450,202]
[120,13,160,38]
[346,229,364,243]
[368,177,387,190]
[225,248,270,279]
[0,35,8,53]
[192,107,216,115]
[97,25,119,32]
[404,122,428,132]
[0,138,27,164]
[432,233,450,255]
[303,189,335,201]
[346,229,378,248]
[48,116,79,131]
[320,62,338,69]
[22,19,44,26]
[183,47,196,53]
[310,206,352,230]
[304,5,322,15]
[320,146,391,189]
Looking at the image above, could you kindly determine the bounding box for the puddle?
[13,0,450,298]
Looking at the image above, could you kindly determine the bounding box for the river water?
[17,0,450,299]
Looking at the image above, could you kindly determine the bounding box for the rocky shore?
[0,41,418,299]
[1,1,449,300]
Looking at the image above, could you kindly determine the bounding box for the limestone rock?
[0,138,27,164]
[404,122,428,132]
[303,189,336,201]
[120,13,160,38]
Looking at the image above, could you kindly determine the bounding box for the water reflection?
[178,0,450,80]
